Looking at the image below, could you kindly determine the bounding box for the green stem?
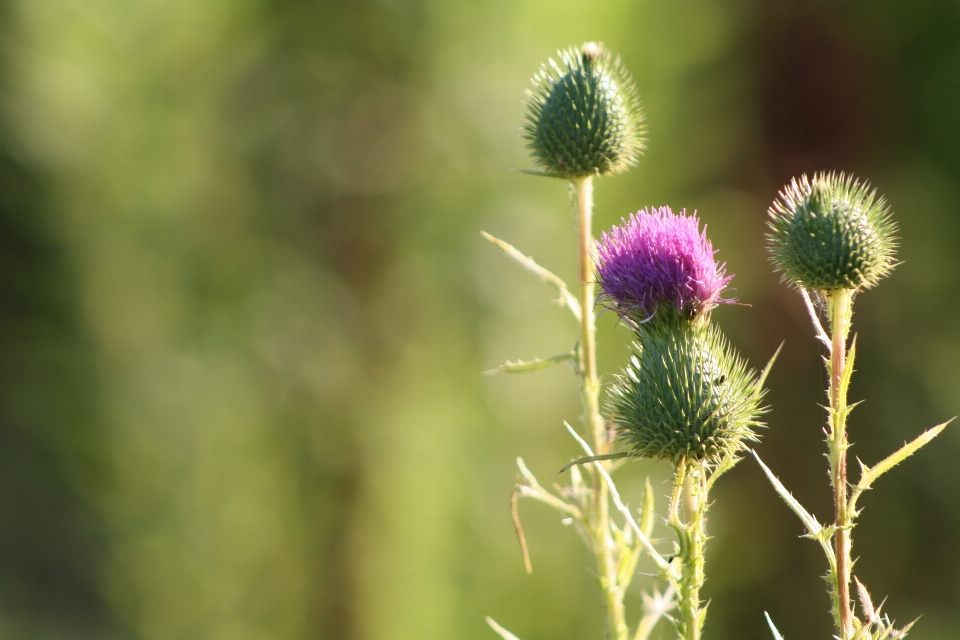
[827,289,853,640]
[573,176,626,640]
[574,176,603,458]
[673,461,706,640]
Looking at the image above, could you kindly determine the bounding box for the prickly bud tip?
[523,42,645,178]
[767,172,897,292]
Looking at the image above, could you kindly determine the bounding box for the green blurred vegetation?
[1,0,960,638]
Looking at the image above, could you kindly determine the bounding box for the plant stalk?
[574,176,604,456]
[827,289,853,640]
[673,461,706,640]
[573,176,626,640]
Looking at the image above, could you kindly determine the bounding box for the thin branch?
[481,231,582,321]
[515,458,582,519]
[510,488,532,573]
[516,457,539,487]
[800,288,832,350]
[485,616,522,640]
[516,484,581,519]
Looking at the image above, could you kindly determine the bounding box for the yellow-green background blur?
[0,1,958,639]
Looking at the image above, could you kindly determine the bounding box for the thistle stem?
[573,176,626,640]
[827,289,853,639]
[672,461,706,640]
[575,176,603,453]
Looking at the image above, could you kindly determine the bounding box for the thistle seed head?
[608,321,764,465]
[767,172,897,292]
[523,42,644,178]
[596,207,733,323]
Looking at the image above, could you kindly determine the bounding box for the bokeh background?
[0,0,959,638]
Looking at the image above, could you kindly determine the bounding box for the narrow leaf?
[516,168,557,177]
[558,452,633,474]
[858,420,952,491]
[897,618,919,638]
[616,529,643,592]
[640,476,655,539]
[854,576,876,623]
[838,335,857,402]
[619,478,657,588]
[486,616,522,640]
[705,453,741,494]
[481,231,581,321]
[764,612,785,640]
[483,351,577,375]
[752,450,823,537]
[755,342,785,396]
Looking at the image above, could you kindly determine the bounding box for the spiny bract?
[767,172,897,291]
[524,42,644,178]
[607,315,764,465]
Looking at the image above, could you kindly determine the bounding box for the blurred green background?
[0,0,959,638]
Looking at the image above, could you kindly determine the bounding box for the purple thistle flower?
[596,207,733,320]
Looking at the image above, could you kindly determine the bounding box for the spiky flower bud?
[596,207,732,323]
[608,320,763,464]
[767,172,897,291]
[523,42,644,178]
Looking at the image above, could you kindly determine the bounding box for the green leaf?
[640,476,655,539]
[483,351,577,375]
[755,341,784,396]
[855,420,952,494]
[618,477,656,588]
[616,530,643,590]
[751,450,823,538]
[481,231,581,321]
[558,452,633,474]
[764,612,785,640]
[705,453,741,494]
[837,335,857,402]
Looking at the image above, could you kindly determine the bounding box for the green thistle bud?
[523,42,644,178]
[767,172,897,291]
[607,314,764,465]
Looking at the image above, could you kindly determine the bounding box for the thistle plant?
[484,43,772,640]
[599,208,769,640]
[756,172,950,640]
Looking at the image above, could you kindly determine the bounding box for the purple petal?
[596,207,733,318]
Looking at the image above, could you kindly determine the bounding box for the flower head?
[524,42,644,178]
[596,207,732,322]
[767,172,897,291]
